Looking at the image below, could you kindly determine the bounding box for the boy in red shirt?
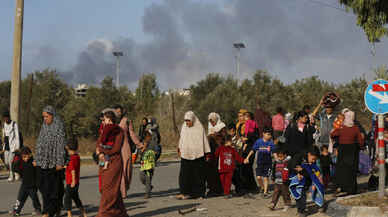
[64,142,87,217]
[215,135,245,198]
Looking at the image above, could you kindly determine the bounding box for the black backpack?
[368,174,378,191]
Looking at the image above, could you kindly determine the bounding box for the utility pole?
[10,0,24,123]
[233,42,245,76]
[112,51,123,88]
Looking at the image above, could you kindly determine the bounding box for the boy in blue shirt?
[244,127,274,198]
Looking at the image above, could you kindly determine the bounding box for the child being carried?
[98,111,121,170]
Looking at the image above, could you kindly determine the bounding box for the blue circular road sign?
[365,79,388,114]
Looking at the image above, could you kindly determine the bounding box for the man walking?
[2,111,21,182]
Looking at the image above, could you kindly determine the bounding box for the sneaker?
[243,193,255,199]
[224,194,233,199]
[10,211,20,217]
[8,177,14,182]
[283,205,290,212]
[32,209,42,216]
[298,212,307,217]
[14,173,20,181]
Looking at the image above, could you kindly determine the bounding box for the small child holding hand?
[64,142,87,217]
[215,135,245,198]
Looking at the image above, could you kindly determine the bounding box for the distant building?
[164,88,191,96]
[179,89,191,96]
[75,84,88,97]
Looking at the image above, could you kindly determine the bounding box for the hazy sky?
[1,0,388,90]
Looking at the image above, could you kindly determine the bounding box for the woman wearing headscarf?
[176,111,211,200]
[147,117,162,161]
[331,109,363,195]
[35,106,66,217]
[96,110,129,217]
[208,112,226,136]
[138,117,149,142]
[233,109,256,196]
[113,105,133,199]
[236,109,247,138]
[206,112,225,196]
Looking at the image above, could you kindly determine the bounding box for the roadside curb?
[326,190,388,217]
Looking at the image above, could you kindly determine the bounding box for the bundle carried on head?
[322,92,340,108]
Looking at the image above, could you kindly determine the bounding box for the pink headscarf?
[343,109,354,127]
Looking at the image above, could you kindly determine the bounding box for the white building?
[75,84,88,97]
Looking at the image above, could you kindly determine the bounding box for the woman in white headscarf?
[206,112,225,196]
[176,111,211,200]
[208,112,226,135]
[331,109,363,195]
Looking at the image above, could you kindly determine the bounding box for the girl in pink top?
[272,107,285,132]
[244,112,258,138]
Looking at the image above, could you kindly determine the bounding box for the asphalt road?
[0,161,330,217]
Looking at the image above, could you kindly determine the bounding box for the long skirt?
[241,162,258,192]
[205,159,223,196]
[335,143,359,194]
[97,154,128,217]
[39,168,61,217]
[179,157,206,198]
[240,144,258,192]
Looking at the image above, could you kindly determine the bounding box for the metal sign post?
[377,114,386,198]
[365,79,388,199]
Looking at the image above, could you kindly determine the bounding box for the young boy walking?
[64,143,87,217]
[214,135,245,198]
[288,147,325,217]
[268,148,291,211]
[244,127,275,198]
[11,147,41,217]
[319,145,332,189]
[139,132,156,199]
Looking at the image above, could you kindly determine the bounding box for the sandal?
[181,195,191,200]
[176,194,185,200]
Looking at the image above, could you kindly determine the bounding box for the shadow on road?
[80,175,99,180]
[156,161,180,167]
[128,188,180,199]
[0,174,8,180]
[131,203,200,217]
[85,201,148,216]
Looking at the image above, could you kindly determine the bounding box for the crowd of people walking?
[0,91,383,217]
[176,93,372,217]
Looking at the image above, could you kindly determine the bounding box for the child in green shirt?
[139,132,156,199]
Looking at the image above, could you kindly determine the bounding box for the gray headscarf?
[35,106,67,169]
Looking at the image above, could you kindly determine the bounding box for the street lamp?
[113,51,123,88]
[233,42,245,76]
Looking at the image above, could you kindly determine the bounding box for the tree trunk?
[25,74,33,135]
[170,92,179,136]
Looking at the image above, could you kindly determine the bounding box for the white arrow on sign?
[368,89,388,104]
